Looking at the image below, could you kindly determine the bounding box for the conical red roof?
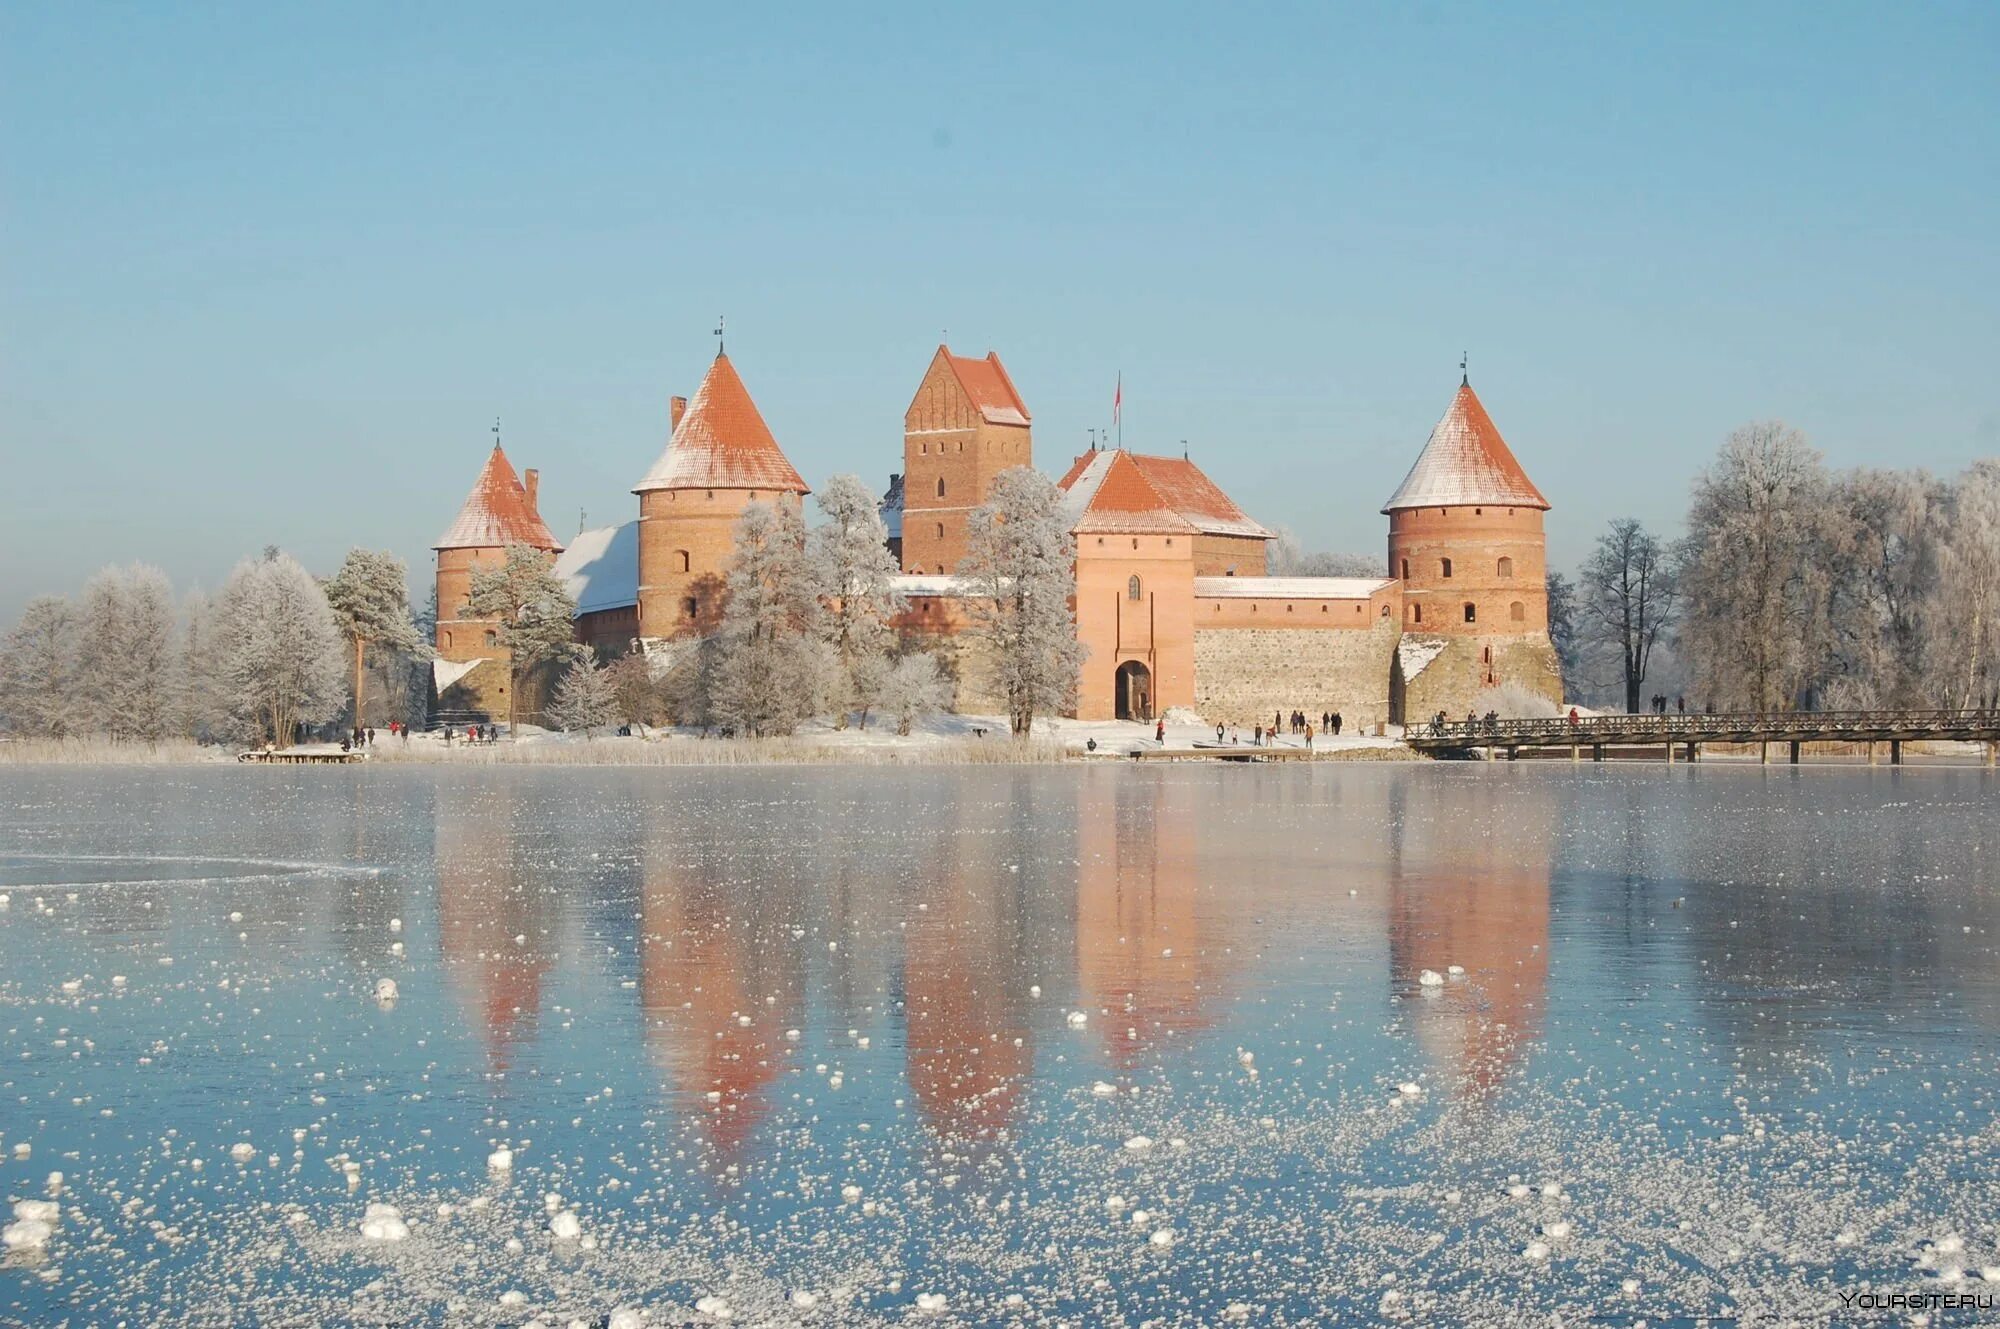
[1381,382,1549,512]
[632,354,809,494]
[434,445,562,551]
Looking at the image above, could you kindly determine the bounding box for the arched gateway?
[1114,660,1153,721]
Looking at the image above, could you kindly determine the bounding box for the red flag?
[1112,373,1122,426]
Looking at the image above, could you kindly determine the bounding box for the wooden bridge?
[1406,709,2000,764]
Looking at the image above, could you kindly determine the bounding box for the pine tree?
[0,596,83,738]
[466,544,581,733]
[546,656,622,738]
[811,474,905,728]
[216,550,348,746]
[961,467,1086,735]
[325,548,430,728]
[712,502,831,736]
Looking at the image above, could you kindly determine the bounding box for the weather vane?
[1461,352,1468,387]
[492,416,501,448]
[715,315,725,356]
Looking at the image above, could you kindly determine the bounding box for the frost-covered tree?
[325,548,430,728]
[712,502,831,736]
[216,551,348,746]
[877,652,954,736]
[177,588,231,743]
[546,656,621,738]
[1677,422,1826,711]
[1926,460,2000,709]
[961,467,1086,735]
[812,473,905,728]
[1578,519,1679,714]
[0,596,83,738]
[466,544,580,733]
[72,563,177,739]
[1267,527,1379,577]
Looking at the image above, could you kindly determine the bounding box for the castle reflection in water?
[429,769,1561,1161]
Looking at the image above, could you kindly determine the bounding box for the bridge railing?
[1414,709,2000,743]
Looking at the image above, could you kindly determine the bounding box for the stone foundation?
[1396,634,1563,723]
[1192,622,1399,730]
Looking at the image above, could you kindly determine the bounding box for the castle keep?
[434,345,1562,726]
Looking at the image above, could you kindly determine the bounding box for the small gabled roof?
[551,521,639,615]
[633,353,809,495]
[1382,381,1549,512]
[923,345,1031,427]
[1057,450,1274,539]
[434,445,562,551]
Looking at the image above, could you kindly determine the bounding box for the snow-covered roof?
[1381,382,1549,513]
[632,353,810,495]
[939,348,1031,427]
[435,446,562,551]
[433,657,487,691]
[1057,450,1273,539]
[552,521,639,615]
[890,573,980,597]
[1194,576,1392,599]
[1397,636,1449,681]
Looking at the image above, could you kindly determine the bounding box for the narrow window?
[1412,604,1422,624]
[683,597,699,619]
[1464,602,1476,624]
[934,522,944,538]
[675,549,690,573]
[484,630,497,647]
[442,630,453,650]
[1441,557,1453,578]
[936,477,946,498]
[1497,556,1513,578]
[1127,575,1142,601]
[1510,601,1525,622]
[1400,558,1409,580]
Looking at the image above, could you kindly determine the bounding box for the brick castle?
[431,347,1562,727]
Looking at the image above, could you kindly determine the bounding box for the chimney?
[523,469,540,512]
[670,396,688,433]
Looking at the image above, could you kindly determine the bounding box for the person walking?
[1304,722,1314,752]
[1254,723,1263,747]
[1155,718,1166,745]
[1332,711,1343,737]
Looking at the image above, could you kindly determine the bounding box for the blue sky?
[3,1,1996,616]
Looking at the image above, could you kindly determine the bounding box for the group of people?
[442,723,500,745]
[1649,694,1688,715]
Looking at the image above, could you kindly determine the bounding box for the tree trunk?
[352,635,366,730]
[507,660,519,736]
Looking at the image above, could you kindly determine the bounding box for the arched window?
[442,630,453,650]
[936,477,946,498]
[935,522,944,539]
[675,549,691,573]
[1128,575,1143,601]
[1380,604,1391,617]
[1411,604,1423,624]
[1400,558,1409,580]
[484,630,498,647]
[1440,557,1453,578]
[1510,601,1525,622]
[1497,556,1514,578]
[1463,602,1477,624]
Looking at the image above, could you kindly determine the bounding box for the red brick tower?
[900,346,1032,574]
[1384,378,1551,639]
[433,442,562,662]
[632,352,809,641]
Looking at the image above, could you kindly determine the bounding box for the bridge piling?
[1890,740,1902,765]
[1790,741,1801,764]
[1759,741,1769,765]
[1988,741,1997,768]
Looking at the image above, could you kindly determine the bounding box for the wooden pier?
[238,748,368,765]
[1407,709,2000,764]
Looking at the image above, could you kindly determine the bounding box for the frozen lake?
[1,764,1996,1325]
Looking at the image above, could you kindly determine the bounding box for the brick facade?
[900,347,1032,574]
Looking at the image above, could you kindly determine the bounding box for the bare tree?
[1267,526,1380,577]
[1543,570,1581,696]
[1678,422,1825,711]
[1578,519,1679,713]
[0,596,83,737]
[466,544,580,733]
[877,652,954,735]
[325,548,430,729]
[961,467,1086,735]
[1925,460,2000,708]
